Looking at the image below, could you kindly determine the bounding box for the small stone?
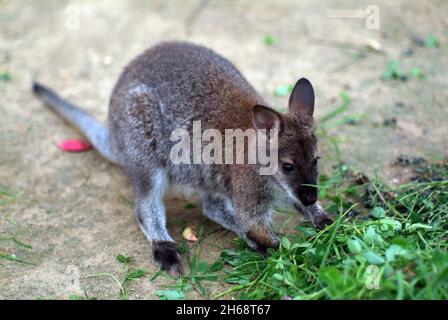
[411,35,425,47]
[402,47,413,56]
[383,117,397,128]
[103,55,113,66]
[394,155,426,167]
[355,173,370,185]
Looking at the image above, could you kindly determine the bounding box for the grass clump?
[212,161,448,299]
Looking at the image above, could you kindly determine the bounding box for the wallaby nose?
[299,192,318,206]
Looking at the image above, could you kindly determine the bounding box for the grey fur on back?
[108,42,265,192]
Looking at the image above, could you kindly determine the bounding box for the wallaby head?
[252,78,319,207]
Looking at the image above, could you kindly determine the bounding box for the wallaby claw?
[152,241,183,276]
[293,202,334,230]
[245,228,280,256]
[313,215,333,230]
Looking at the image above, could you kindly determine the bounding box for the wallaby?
[33,41,332,274]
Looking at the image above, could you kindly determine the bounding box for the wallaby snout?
[298,189,318,206]
[297,182,319,206]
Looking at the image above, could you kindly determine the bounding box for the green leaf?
[0,253,36,265]
[364,251,385,265]
[380,218,402,232]
[391,236,409,248]
[263,35,276,46]
[313,243,327,265]
[425,35,440,48]
[431,250,448,269]
[371,207,386,219]
[385,244,410,262]
[382,60,407,81]
[291,242,312,250]
[210,260,224,272]
[396,270,404,300]
[275,258,285,270]
[319,266,345,297]
[410,67,424,79]
[363,226,385,246]
[184,203,197,209]
[319,266,343,283]
[125,269,146,280]
[347,238,363,254]
[155,290,185,300]
[0,72,11,82]
[117,254,131,264]
[281,237,291,250]
[273,273,284,281]
[198,261,210,273]
[387,60,399,69]
[381,70,393,80]
[296,226,316,237]
[405,223,432,232]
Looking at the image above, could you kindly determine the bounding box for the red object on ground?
[58,139,92,152]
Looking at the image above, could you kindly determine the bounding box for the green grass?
[0,252,36,266]
[0,202,36,266]
[0,71,11,82]
[86,253,146,300]
[159,160,448,300]
[150,226,223,300]
[0,186,21,206]
[209,161,448,299]
[263,35,276,46]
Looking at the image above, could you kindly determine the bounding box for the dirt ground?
[0,0,447,299]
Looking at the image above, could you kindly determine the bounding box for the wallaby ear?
[252,105,283,132]
[289,78,315,117]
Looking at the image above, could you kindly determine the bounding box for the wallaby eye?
[282,163,295,174]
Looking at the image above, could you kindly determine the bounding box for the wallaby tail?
[32,82,119,164]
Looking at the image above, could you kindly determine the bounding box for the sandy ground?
[0,0,447,299]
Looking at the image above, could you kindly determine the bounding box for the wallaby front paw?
[294,202,334,230]
[310,208,334,230]
[152,241,182,276]
[246,227,280,256]
[313,215,333,230]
